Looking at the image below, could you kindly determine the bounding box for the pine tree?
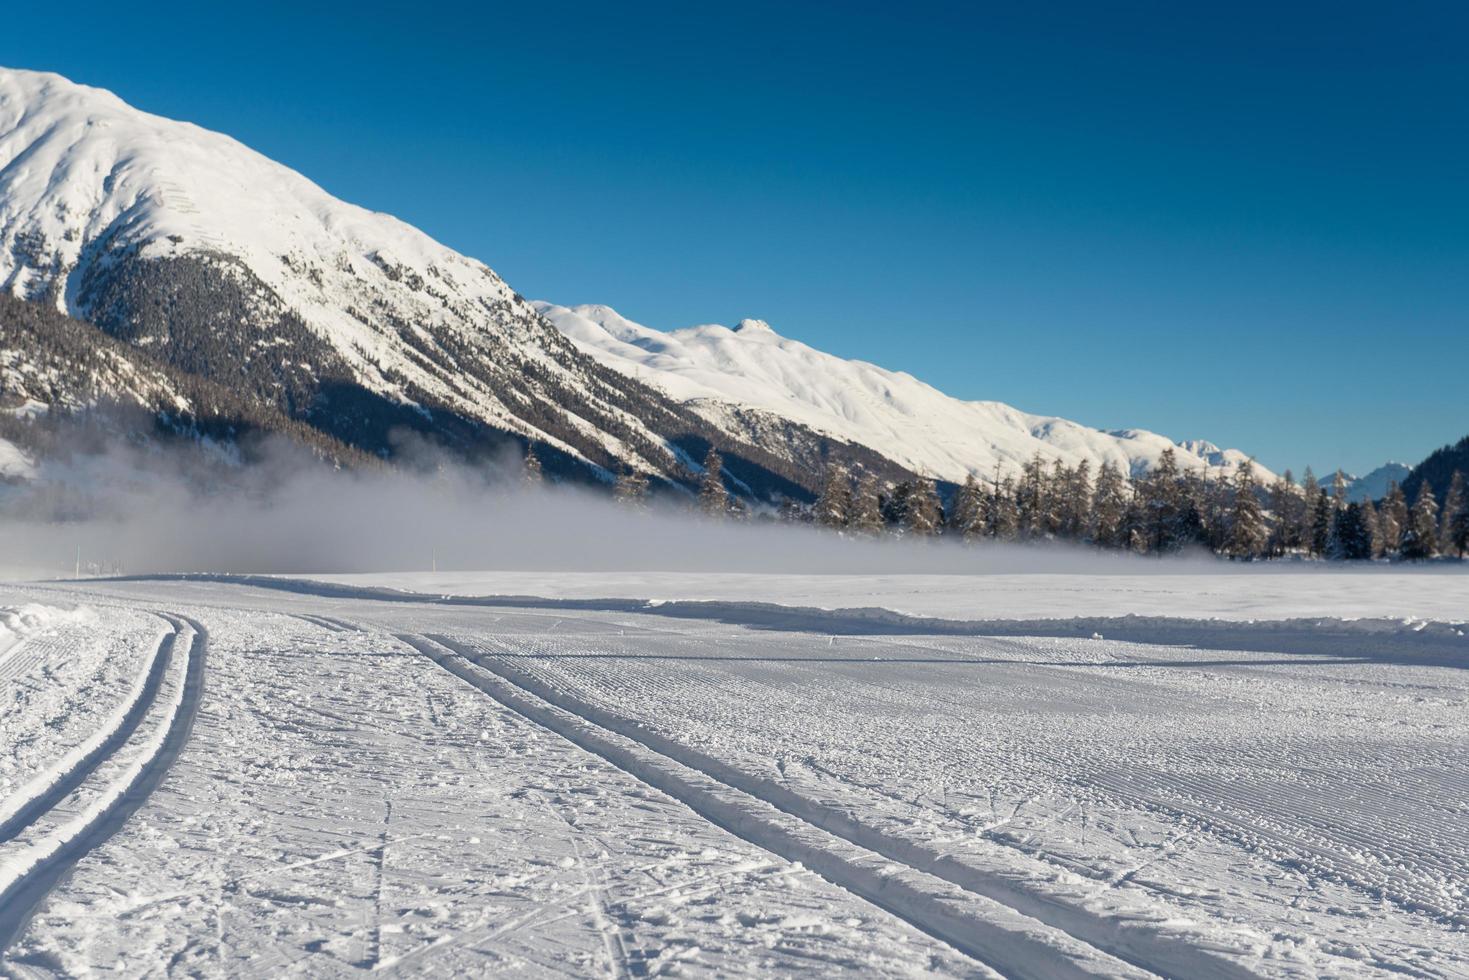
[814,463,852,530]
[613,469,649,506]
[849,474,886,535]
[522,443,544,485]
[949,473,985,540]
[698,447,728,518]
[1310,485,1332,558]
[1267,470,1298,556]
[1298,468,1321,555]
[1399,483,1439,560]
[904,479,943,536]
[1360,498,1384,558]
[1380,482,1408,558]
[1017,455,1048,539]
[1059,460,1092,540]
[1141,448,1182,553]
[1224,460,1266,559]
[992,475,1020,540]
[1331,469,1350,510]
[1328,502,1372,560]
[1440,471,1467,558]
[1090,461,1129,548]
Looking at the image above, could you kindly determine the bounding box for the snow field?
[1,575,1465,977]
[0,615,203,950]
[0,601,164,807]
[3,600,977,976]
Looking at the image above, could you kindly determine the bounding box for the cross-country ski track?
[0,573,1464,977]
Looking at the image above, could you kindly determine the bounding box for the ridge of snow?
[536,301,1274,483]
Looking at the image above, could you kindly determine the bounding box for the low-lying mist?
[0,435,1283,580]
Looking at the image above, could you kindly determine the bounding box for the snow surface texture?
[1,573,1464,977]
[536,302,1273,483]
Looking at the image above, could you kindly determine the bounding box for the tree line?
[594,445,1469,561]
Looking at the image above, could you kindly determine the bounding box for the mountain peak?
[733,318,775,335]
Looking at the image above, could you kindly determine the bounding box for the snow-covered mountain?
[1,66,1270,501]
[0,67,815,491]
[537,302,1272,483]
[1342,463,1410,503]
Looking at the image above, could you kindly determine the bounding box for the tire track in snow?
[0,615,209,955]
[402,633,1147,980]
[432,633,1274,980]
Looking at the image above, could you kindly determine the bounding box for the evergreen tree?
[1328,502,1373,560]
[949,473,986,540]
[1017,455,1049,539]
[1440,471,1467,558]
[613,469,649,506]
[1141,448,1182,553]
[1399,483,1439,560]
[698,447,728,518]
[904,479,944,536]
[1267,470,1298,556]
[1331,469,1350,510]
[1360,498,1384,558]
[814,463,852,530]
[777,497,809,524]
[1298,469,1322,555]
[992,475,1021,540]
[849,474,886,536]
[1380,482,1408,558]
[1224,461,1266,559]
[1309,485,1332,558]
[1058,460,1092,540]
[1090,462,1129,548]
[522,444,543,485]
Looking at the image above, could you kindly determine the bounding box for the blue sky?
[4,1,1464,475]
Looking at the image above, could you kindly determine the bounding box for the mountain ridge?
[535,300,1274,484]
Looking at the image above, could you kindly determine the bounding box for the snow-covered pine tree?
[1224,461,1266,559]
[1059,460,1093,540]
[1141,448,1182,553]
[1379,482,1408,558]
[849,474,886,536]
[1331,470,1350,510]
[814,463,853,530]
[1017,455,1048,539]
[1267,469,1298,557]
[992,475,1021,540]
[523,444,544,484]
[698,447,728,518]
[613,469,649,506]
[949,473,985,541]
[1360,498,1384,558]
[1440,471,1467,558]
[1298,469,1322,555]
[1090,461,1129,548]
[904,479,944,536]
[1309,485,1332,558]
[1399,483,1439,560]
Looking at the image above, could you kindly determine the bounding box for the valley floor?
[0,572,1465,977]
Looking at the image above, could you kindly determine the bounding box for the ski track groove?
[433,632,1281,980]
[400,632,1167,980]
[0,618,175,846]
[0,614,209,956]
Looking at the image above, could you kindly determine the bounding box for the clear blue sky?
[4,1,1465,476]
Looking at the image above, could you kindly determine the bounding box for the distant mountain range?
[3,67,1276,501]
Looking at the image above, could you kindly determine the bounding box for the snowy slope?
[538,302,1271,483]
[1343,462,1410,502]
[0,68,713,483]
